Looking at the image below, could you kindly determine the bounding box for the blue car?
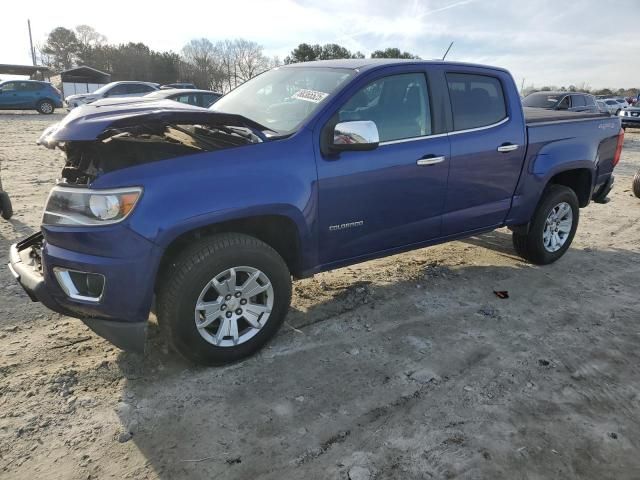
[0,80,63,114]
[10,59,623,365]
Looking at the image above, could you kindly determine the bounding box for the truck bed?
[524,107,608,124]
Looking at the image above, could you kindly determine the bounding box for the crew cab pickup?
[9,59,624,365]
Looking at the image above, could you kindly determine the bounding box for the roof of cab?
[281,58,510,74]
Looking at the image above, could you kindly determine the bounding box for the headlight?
[619,110,628,116]
[42,186,142,226]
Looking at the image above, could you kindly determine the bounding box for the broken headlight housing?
[42,186,142,226]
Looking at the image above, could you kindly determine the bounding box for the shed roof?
[60,65,109,76]
[0,64,51,76]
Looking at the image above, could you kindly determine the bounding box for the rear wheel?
[36,100,55,114]
[157,233,292,365]
[512,185,579,265]
[633,170,640,199]
[0,192,12,220]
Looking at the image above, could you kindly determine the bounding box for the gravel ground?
[0,111,639,480]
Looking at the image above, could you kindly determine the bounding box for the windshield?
[522,93,562,108]
[91,83,118,95]
[210,67,354,133]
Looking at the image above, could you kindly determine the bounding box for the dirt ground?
[0,111,639,480]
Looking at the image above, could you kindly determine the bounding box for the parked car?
[160,83,197,90]
[618,104,640,129]
[596,100,610,114]
[602,98,623,115]
[65,81,159,109]
[11,59,623,365]
[522,91,600,113]
[613,97,630,110]
[0,80,63,114]
[90,88,222,109]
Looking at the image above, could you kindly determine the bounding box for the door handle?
[497,143,519,153]
[417,155,445,166]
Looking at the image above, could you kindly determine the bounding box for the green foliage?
[284,43,364,64]
[370,48,419,59]
[41,27,80,70]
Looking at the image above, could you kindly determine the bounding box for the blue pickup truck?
[9,59,624,365]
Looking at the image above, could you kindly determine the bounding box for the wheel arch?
[155,212,307,292]
[546,167,593,207]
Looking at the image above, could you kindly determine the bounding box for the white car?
[613,98,630,110]
[65,81,159,109]
[601,98,624,115]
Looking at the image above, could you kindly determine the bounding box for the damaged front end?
[9,101,273,353]
[38,100,268,184]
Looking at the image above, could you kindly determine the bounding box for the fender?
[152,202,314,263]
[506,158,595,227]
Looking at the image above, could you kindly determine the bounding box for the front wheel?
[157,233,292,365]
[512,185,579,265]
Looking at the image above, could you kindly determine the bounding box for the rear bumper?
[8,232,155,353]
[592,174,614,204]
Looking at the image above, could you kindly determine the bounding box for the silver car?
[65,81,159,109]
[601,99,623,115]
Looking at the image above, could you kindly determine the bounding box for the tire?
[36,100,55,114]
[0,191,13,220]
[157,233,292,365]
[512,185,579,265]
[633,170,640,199]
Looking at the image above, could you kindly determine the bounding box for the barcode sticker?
[292,89,329,103]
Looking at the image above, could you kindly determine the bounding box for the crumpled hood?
[38,99,268,145]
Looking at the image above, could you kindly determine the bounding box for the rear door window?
[446,73,507,130]
[107,84,128,95]
[127,84,153,94]
[203,93,220,107]
[557,96,570,110]
[337,73,432,142]
[571,95,586,108]
[172,94,197,105]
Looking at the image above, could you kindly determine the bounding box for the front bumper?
[8,231,157,353]
[620,115,640,128]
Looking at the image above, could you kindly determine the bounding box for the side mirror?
[331,120,380,152]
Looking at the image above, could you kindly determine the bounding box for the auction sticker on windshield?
[292,89,329,103]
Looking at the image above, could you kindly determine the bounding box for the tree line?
[39,26,637,96]
[38,26,421,92]
[523,84,638,99]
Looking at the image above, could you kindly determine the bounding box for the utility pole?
[28,19,36,65]
[520,77,525,94]
[442,41,454,60]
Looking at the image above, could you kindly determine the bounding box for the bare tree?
[182,38,225,90]
[233,39,270,84]
[182,38,271,92]
[75,25,107,49]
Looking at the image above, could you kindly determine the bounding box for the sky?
[2,0,639,89]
